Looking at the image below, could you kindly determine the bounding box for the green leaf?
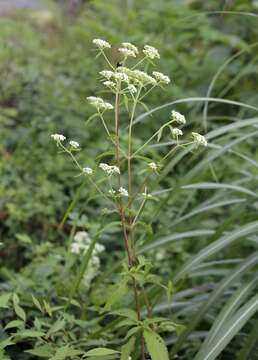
[0,293,12,308]
[0,338,15,350]
[144,329,169,360]
[194,295,258,360]
[84,348,120,357]
[49,345,69,360]
[120,337,135,360]
[4,320,24,330]
[103,281,128,311]
[174,221,258,282]
[15,233,32,244]
[25,345,53,358]
[16,330,45,338]
[13,294,26,322]
[31,295,43,312]
[47,318,66,337]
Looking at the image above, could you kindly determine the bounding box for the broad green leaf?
[25,345,53,358]
[31,295,43,312]
[0,293,12,308]
[4,320,24,330]
[194,295,258,360]
[16,330,45,338]
[0,338,15,349]
[120,337,135,360]
[13,294,26,322]
[84,348,119,357]
[144,329,169,360]
[47,318,66,337]
[49,345,69,360]
[15,233,32,244]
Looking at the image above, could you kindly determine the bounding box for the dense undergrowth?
[1,0,258,359]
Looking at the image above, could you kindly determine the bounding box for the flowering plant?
[51,39,207,360]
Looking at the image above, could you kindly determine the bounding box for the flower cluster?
[83,167,93,175]
[71,231,105,289]
[87,96,113,111]
[93,38,111,49]
[171,128,183,138]
[153,71,170,84]
[51,134,66,142]
[109,187,129,197]
[171,110,186,125]
[99,163,120,175]
[143,45,160,59]
[192,132,208,147]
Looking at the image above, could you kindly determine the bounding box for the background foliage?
[1,0,258,359]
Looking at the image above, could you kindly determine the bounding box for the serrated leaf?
[144,329,169,360]
[84,347,119,357]
[0,293,12,308]
[120,337,135,360]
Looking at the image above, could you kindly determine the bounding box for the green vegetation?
[1,1,258,359]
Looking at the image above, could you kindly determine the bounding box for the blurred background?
[1,1,258,358]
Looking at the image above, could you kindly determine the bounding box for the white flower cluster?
[148,162,159,172]
[153,71,170,84]
[93,38,111,49]
[171,128,183,138]
[171,110,186,125]
[71,231,105,289]
[51,134,80,149]
[51,134,66,142]
[143,45,160,59]
[87,96,113,111]
[99,163,120,175]
[109,187,129,197]
[83,167,93,175]
[192,132,208,147]
[69,140,80,148]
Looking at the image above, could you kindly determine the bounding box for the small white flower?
[108,189,116,195]
[148,162,159,171]
[171,110,186,125]
[69,140,80,148]
[143,45,160,59]
[103,81,116,88]
[118,187,129,197]
[127,84,137,94]
[132,70,157,85]
[83,167,93,175]
[171,128,183,138]
[93,38,111,49]
[51,134,66,142]
[99,163,120,175]
[87,96,113,111]
[152,71,170,84]
[192,132,208,147]
[113,72,129,82]
[121,42,138,54]
[99,70,114,79]
[118,47,137,58]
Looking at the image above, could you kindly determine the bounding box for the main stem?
[114,87,145,360]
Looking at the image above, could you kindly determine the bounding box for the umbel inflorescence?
[50,39,207,360]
